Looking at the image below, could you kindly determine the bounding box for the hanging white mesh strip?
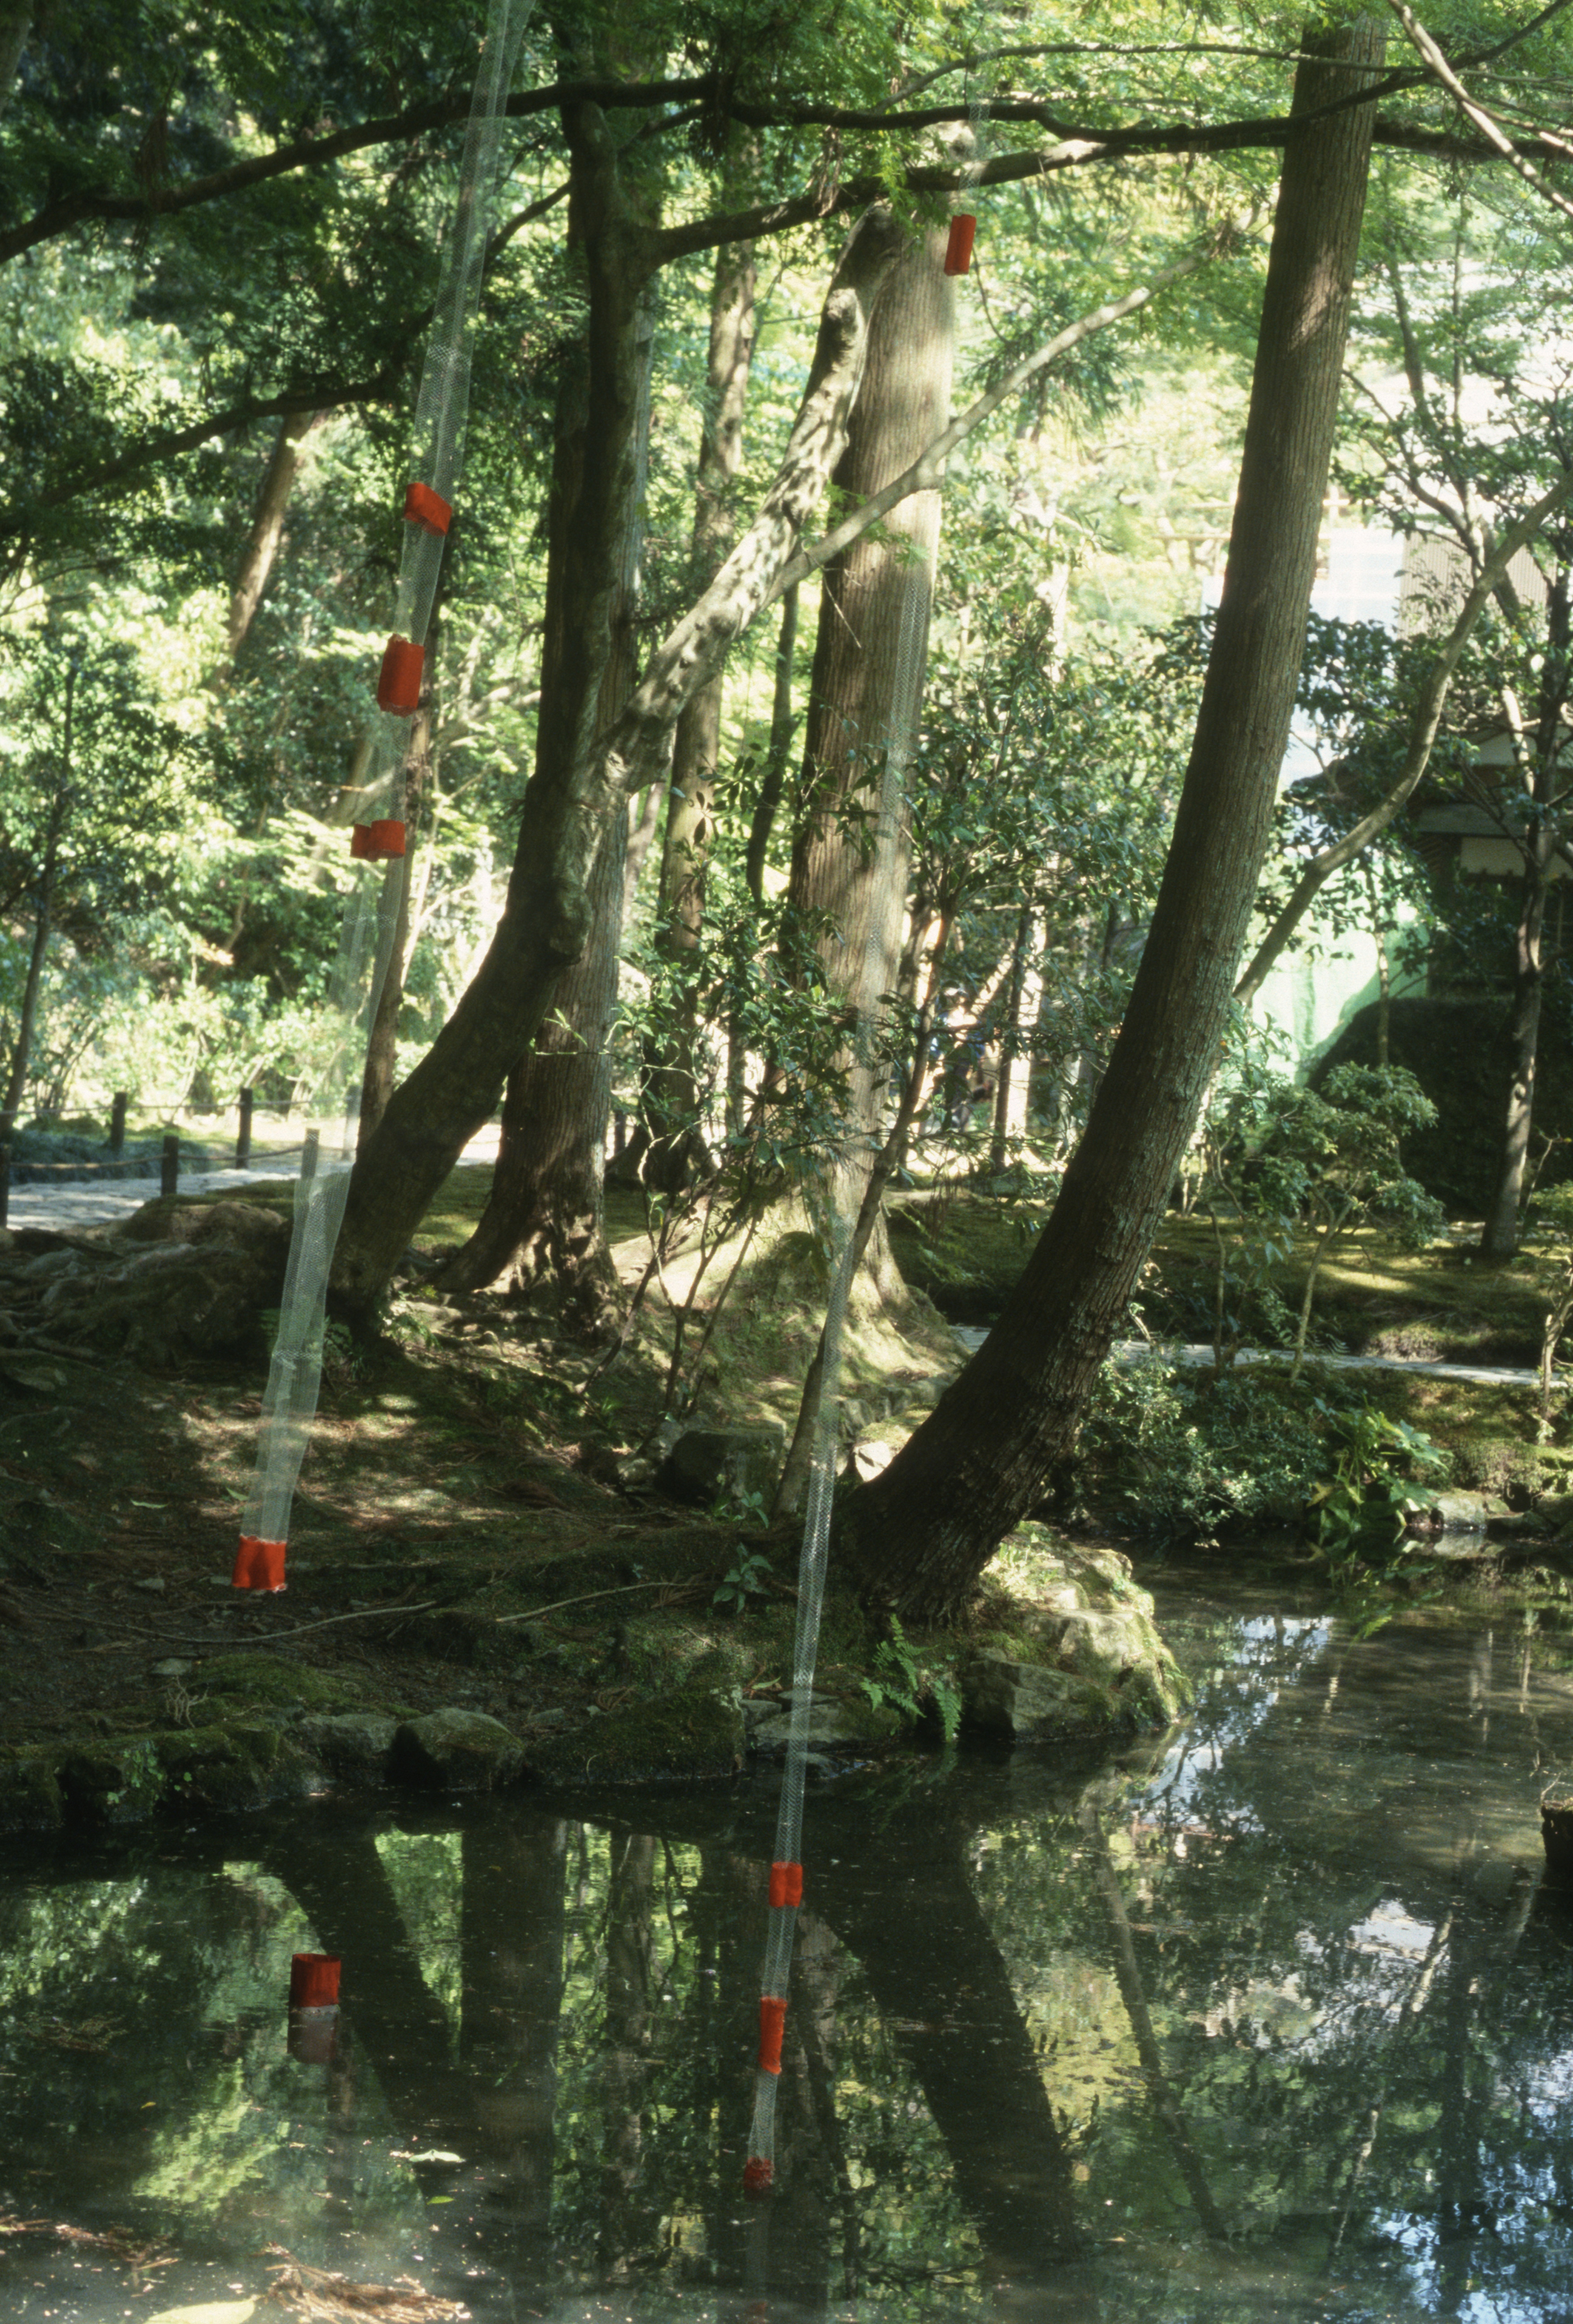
[236,0,530,1577]
[745,542,932,2190]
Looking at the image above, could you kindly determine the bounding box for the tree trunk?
[1481,564,1570,1259]
[771,222,954,1511]
[840,19,1384,1621]
[1,669,71,1138]
[788,222,953,1124]
[435,273,656,1323]
[216,411,324,677]
[330,204,907,1322]
[0,5,30,111]
[642,214,758,1192]
[357,677,436,1147]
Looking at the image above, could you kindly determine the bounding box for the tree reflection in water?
[3,1614,1573,2319]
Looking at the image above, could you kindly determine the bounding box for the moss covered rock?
[964,1528,1186,1739]
[392,1707,525,1790]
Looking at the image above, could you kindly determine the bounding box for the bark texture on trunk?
[218,411,324,675]
[330,204,907,1321]
[789,224,953,1119]
[841,19,1383,1620]
[436,263,654,1322]
[1481,565,1570,1259]
[642,218,758,1191]
[770,225,954,1514]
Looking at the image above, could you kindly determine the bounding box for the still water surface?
[5,1603,1573,2323]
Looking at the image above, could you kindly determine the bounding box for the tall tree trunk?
[642,213,759,1192]
[840,19,1384,1621]
[330,205,907,1322]
[435,276,656,1324]
[788,222,953,1126]
[771,227,954,1514]
[1481,563,1570,1259]
[1,669,71,1138]
[0,4,30,110]
[215,411,325,678]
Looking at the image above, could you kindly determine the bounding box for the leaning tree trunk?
[640,202,759,1194]
[773,221,955,1515]
[1481,562,1571,1259]
[215,411,325,679]
[435,261,656,1324]
[840,17,1384,1622]
[329,205,907,1322]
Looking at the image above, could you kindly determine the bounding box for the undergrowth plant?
[860,1617,962,1741]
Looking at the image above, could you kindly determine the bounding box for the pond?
[5,1597,1573,2324]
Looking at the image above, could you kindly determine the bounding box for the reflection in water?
[4,1610,1573,2319]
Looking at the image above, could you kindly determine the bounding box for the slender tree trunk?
[436,264,655,1322]
[357,681,436,1145]
[0,5,30,110]
[642,215,758,1191]
[215,411,325,677]
[1,672,71,1137]
[769,223,954,1505]
[330,205,907,1321]
[1481,564,1570,1259]
[840,19,1384,1621]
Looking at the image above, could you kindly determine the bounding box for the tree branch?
[1386,0,1573,226]
[0,77,706,266]
[1234,465,1573,1009]
[769,231,1227,601]
[0,368,404,540]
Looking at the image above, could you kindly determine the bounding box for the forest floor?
[2,1160,1572,1837]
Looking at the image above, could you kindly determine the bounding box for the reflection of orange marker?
[232,1535,286,1590]
[742,2156,773,2195]
[945,214,977,275]
[290,1952,341,2009]
[287,2009,339,2064]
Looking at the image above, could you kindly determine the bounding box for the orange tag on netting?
[742,2156,774,2195]
[769,1861,804,1909]
[232,1535,286,1590]
[403,480,453,535]
[350,819,407,861]
[757,1995,786,2074]
[944,213,977,275]
[376,634,425,714]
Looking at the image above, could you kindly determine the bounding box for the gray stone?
[659,1424,784,1509]
[961,1652,1120,1741]
[298,1712,398,1785]
[392,1707,525,1790]
[743,1690,900,1755]
[1430,1490,1489,1533]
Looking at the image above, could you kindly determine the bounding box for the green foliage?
[711,1543,773,1612]
[1308,1398,1449,1562]
[859,1614,962,1741]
